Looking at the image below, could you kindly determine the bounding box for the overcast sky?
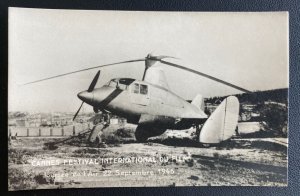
[8,8,288,113]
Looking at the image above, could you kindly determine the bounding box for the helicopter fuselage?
[78,78,207,130]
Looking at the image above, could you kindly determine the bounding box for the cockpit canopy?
[106,78,135,90]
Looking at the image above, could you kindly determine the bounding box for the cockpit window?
[131,83,148,95]
[119,78,135,85]
[117,83,128,90]
[132,83,139,94]
[107,78,134,90]
[140,84,148,95]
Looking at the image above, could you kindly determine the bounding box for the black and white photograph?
[8,8,288,190]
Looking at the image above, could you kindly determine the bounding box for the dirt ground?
[8,127,287,190]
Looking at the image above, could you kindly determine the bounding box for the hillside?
[205,88,288,105]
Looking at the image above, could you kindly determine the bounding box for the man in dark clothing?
[89,112,110,144]
[102,112,110,127]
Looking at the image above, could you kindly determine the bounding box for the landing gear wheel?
[135,129,149,143]
[135,132,149,143]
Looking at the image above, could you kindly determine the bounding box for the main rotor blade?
[23,58,145,85]
[148,55,178,61]
[160,60,251,93]
[73,101,84,121]
[88,70,100,92]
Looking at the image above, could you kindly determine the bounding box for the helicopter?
[25,53,251,145]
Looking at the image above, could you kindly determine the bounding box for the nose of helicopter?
[77,91,94,105]
[93,86,117,104]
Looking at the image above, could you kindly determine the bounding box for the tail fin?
[199,96,239,144]
[191,94,205,111]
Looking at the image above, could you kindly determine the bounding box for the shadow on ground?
[148,137,287,154]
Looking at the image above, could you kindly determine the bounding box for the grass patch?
[8,168,37,191]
